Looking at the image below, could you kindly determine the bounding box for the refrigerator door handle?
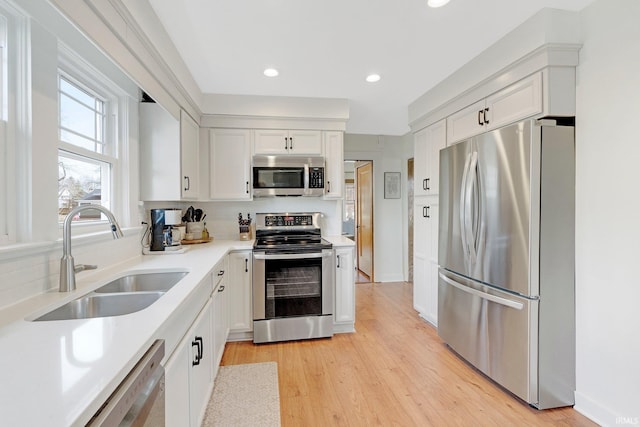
[463,152,478,262]
[439,272,524,310]
[459,152,472,259]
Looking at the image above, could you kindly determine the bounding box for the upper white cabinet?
[413,195,439,326]
[209,129,252,200]
[446,72,542,144]
[180,111,200,199]
[414,120,446,197]
[140,103,200,201]
[254,129,322,155]
[323,131,344,199]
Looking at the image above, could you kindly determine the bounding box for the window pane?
[60,129,97,152]
[58,153,109,223]
[60,94,99,140]
[60,77,94,107]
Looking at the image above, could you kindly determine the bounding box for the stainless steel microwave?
[252,155,325,197]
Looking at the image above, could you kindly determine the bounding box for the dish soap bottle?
[202,222,209,240]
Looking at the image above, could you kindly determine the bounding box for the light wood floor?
[221,282,597,426]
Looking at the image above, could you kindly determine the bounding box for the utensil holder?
[186,221,205,239]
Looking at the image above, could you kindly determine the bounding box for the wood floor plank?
[221,282,597,427]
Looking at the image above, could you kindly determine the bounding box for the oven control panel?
[264,215,313,227]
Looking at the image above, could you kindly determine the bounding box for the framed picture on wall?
[384,172,401,199]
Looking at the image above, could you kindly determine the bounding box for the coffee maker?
[150,209,182,251]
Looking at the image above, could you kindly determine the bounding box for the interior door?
[356,161,373,279]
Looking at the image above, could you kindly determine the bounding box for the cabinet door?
[485,72,542,132]
[228,251,253,333]
[180,110,200,199]
[209,129,252,200]
[425,200,439,326]
[165,336,190,427]
[254,129,289,154]
[446,100,486,145]
[212,280,228,373]
[334,247,355,325]
[139,103,181,201]
[324,131,344,199]
[189,300,213,427]
[288,130,323,155]
[415,120,446,197]
[413,199,429,315]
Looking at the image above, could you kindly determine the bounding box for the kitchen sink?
[33,292,165,322]
[94,271,188,293]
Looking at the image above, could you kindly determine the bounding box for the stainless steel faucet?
[60,205,124,292]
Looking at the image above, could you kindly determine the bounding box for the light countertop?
[0,240,252,427]
[0,235,350,426]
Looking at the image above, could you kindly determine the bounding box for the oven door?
[253,249,333,320]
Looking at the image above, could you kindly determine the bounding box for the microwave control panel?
[309,167,324,189]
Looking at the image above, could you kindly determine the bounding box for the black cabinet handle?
[423,179,427,191]
[337,254,341,268]
[192,336,203,365]
[245,258,249,272]
[218,270,224,276]
[425,178,430,191]
[289,137,293,150]
[284,137,288,150]
[426,206,430,218]
[218,285,225,292]
[246,181,249,194]
[478,110,483,126]
[184,176,190,191]
[484,108,489,125]
[423,206,427,218]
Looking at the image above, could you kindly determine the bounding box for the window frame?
[57,45,125,233]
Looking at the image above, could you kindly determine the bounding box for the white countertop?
[0,236,350,426]
[0,240,252,427]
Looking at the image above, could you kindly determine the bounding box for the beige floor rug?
[201,362,281,427]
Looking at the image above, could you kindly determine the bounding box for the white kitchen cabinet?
[414,120,446,197]
[323,131,344,199]
[209,129,252,200]
[334,246,355,333]
[211,261,229,374]
[139,103,200,201]
[446,72,542,144]
[165,299,213,427]
[413,196,439,326]
[254,129,323,155]
[227,250,253,340]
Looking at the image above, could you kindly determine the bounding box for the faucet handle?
[75,264,98,273]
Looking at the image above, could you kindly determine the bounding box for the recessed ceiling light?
[428,0,450,7]
[366,74,381,83]
[263,68,279,77]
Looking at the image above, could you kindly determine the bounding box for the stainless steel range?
[252,212,334,344]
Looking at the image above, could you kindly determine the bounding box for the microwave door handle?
[304,164,310,193]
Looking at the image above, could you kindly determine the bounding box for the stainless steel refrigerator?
[438,118,575,409]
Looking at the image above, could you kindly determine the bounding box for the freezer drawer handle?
[439,272,524,310]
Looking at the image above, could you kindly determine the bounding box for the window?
[57,73,116,223]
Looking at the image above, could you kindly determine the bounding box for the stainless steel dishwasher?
[87,339,165,427]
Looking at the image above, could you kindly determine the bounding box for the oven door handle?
[254,251,331,260]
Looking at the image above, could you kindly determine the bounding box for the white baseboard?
[574,391,624,427]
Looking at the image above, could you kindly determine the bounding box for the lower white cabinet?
[334,246,355,333]
[413,196,439,326]
[165,299,213,427]
[212,277,228,376]
[227,250,253,340]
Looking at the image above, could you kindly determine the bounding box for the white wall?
[574,0,640,424]
[344,134,406,282]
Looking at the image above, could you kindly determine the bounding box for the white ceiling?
[147,0,594,136]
